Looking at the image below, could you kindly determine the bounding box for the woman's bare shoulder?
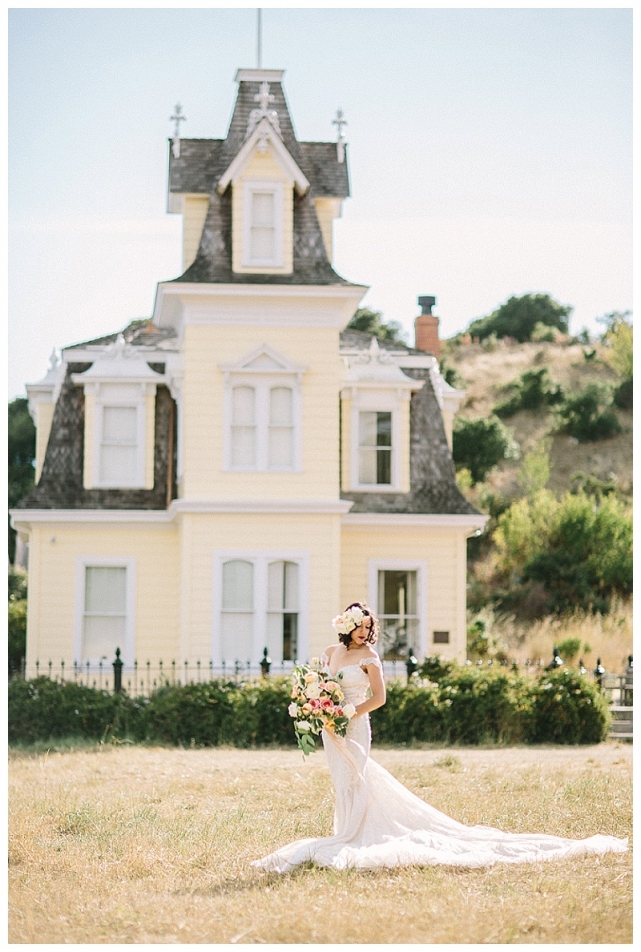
[360,646,382,667]
[323,644,339,657]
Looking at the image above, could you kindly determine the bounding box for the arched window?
[267,560,299,661]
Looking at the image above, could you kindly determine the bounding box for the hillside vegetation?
[445,337,632,498]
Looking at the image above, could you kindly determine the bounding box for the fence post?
[593,657,605,690]
[405,647,418,682]
[260,647,272,678]
[113,648,123,693]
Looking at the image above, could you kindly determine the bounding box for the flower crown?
[332,606,366,636]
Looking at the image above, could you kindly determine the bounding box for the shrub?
[494,368,564,418]
[523,669,610,744]
[452,415,519,484]
[555,383,621,442]
[8,599,27,674]
[10,669,611,748]
[599,311,632,381]
[613,378,633,410]
[468,294,572,343]
[555,638,582,662]
[8,677,145,745]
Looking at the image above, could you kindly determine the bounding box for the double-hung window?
[75,558,135,666]
[100,405,139,485]
[243,181,284,268]
[368,560,427,662]
[358,411,392,485]
[214,553,308,667]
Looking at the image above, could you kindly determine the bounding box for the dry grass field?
[9,742,631,944]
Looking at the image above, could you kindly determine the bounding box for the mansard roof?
[63,320,178,352]
[167,74,351,287]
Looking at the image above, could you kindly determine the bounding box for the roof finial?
[257,8,263,69]
[246,81,281,142]
[332,108,348,163]
[169,103,186,158]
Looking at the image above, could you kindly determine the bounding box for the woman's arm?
[353,659,386,718]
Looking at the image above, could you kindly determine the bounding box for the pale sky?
[8,3,632,399]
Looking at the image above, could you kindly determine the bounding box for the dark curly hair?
[338,602,380,647]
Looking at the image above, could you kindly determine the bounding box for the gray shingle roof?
[64,321,178,352]
[167,78,353,286]
[341,365,479,516]
[339,329,425,355]
[18,365,176,511]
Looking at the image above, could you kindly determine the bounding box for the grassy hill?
[444,336,632,499]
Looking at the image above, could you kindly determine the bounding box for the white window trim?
[222,375,302,472]
[368,559,428,659]
[242,180,284,268]
[212,550,310,667]
[351,404,402,492]
[74,556,136,670]
[90,382,155,489]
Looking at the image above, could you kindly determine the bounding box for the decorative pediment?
[216,118,309,196]
[219,342,307,377]
[342,338,424,392]
[71,334,165,388]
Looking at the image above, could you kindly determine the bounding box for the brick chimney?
[415,295,440,357]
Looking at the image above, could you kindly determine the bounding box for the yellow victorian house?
[12,68,486,682]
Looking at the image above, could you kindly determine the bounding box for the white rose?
[350,608,364,626]
[342,703,356,719]
[297,721,311,732]
[324,680,339,693]
[305,683,321,699]
[288,702,298,718]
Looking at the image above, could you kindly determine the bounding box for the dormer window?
[359,411,392,485]
[100,405,140,485]
[243,181,284,267]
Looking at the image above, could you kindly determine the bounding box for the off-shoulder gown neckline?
[252,650,628,873]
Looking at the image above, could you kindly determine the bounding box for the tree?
[493,490,632,616]
[452,415,519,485]
[468,294,572,343]
[8,398,35,562]
[347,307,407,345]
[555,383,621,443]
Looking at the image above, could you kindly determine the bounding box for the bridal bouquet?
[288,658,357,756]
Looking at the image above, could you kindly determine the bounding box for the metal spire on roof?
[257,8,263,69]
[332,108,348,163]
[170,103,186,158]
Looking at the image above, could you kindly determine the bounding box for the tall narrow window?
[100,406,137,485]
[231,386,256,467]
[359,411,392,485]
[83,566,127,661]
[221,560,254,664]
[250,191,275,261]
[377,569,418,660]
[267,560,299,662]
[268,386,293,468]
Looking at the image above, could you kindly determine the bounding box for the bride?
[252,602,628,872]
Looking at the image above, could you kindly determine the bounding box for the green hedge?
[8,668,611,748]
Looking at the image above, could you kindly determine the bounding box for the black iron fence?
[13,648,633,700]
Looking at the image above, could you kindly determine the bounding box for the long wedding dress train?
[252,657,628,873]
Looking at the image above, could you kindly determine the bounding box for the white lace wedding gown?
[252,655,628,873]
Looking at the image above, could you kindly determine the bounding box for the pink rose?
[310,699,321,710]
[320,698,334,711]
